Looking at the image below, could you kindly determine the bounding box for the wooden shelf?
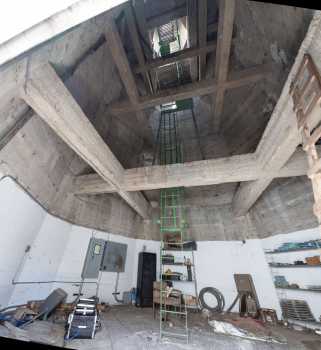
[276,287,321,293]
[161,262,193,266]
[162,279,194,283]
[265,247,321,254]
[269,264,321,268]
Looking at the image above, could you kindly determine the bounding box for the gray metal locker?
[81,238,105,279]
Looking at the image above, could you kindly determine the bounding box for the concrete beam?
[133,43,216,75]
[109,63,273,113]
[187,0,199,81]
[212,0,236,132]
[105,18,151,143]
[0,0,127,66]
[232,13,321,216]
[20,62,150,219]
[198,0,208,80]
[146,5,186,30]
[125,3,153,93]
[73,147,312,195]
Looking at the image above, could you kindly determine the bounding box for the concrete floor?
[1,305,320,349]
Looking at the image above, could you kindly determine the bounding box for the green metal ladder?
[156,106,198,343]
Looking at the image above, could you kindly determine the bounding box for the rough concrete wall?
[250,176,317,238]
[0,8,144,239]
[219,1,313,155]
[140,175,317,242]
[0,113,141,238]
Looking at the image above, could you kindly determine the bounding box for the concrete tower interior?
[1,0,321,349]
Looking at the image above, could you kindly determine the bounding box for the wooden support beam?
[73,146,313,195]
[109,63,272,113]
[20,62,150,219]
[198,0,208,80]
[105,19,151,142]
[212,0,236,132]
[125,3,153,93]
[133,43,216,74]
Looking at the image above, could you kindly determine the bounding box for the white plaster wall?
[2,174,313,320]
[167,240,282,317]
[9,215,72,305]
[262,227,321,325]
[54,226,139,304]
[0,177,46,308]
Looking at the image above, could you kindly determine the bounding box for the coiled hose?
[199,287,225,313]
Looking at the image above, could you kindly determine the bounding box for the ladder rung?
[305,125,321,149]
[307,159,321,178]
[160,310,187,315]
[161,331,188,338]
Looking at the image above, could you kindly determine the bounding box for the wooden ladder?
[290,54,321,223]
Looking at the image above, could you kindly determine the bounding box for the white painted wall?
[54,226,138,304]
[2,174,318,324]
[0,177,46,308]
[9,215,72,305]
[54,228,161,305]
[262,227,321,326]
[166,240,282,317]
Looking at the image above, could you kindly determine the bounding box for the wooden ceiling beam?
[212,0,236,132]
[20,62,150,219]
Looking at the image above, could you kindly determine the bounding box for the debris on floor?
[208,319,287,344]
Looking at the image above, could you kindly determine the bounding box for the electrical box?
[101,241,127,272]
[81,238,105,279]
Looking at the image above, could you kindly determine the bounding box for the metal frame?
[156,106,199,344]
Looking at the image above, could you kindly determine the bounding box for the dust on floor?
[1,305,320,350]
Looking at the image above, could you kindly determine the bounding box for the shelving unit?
[276,287,321,293]
[265,247,321,254]
[265,241,321,325]
[269,264,321,268]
